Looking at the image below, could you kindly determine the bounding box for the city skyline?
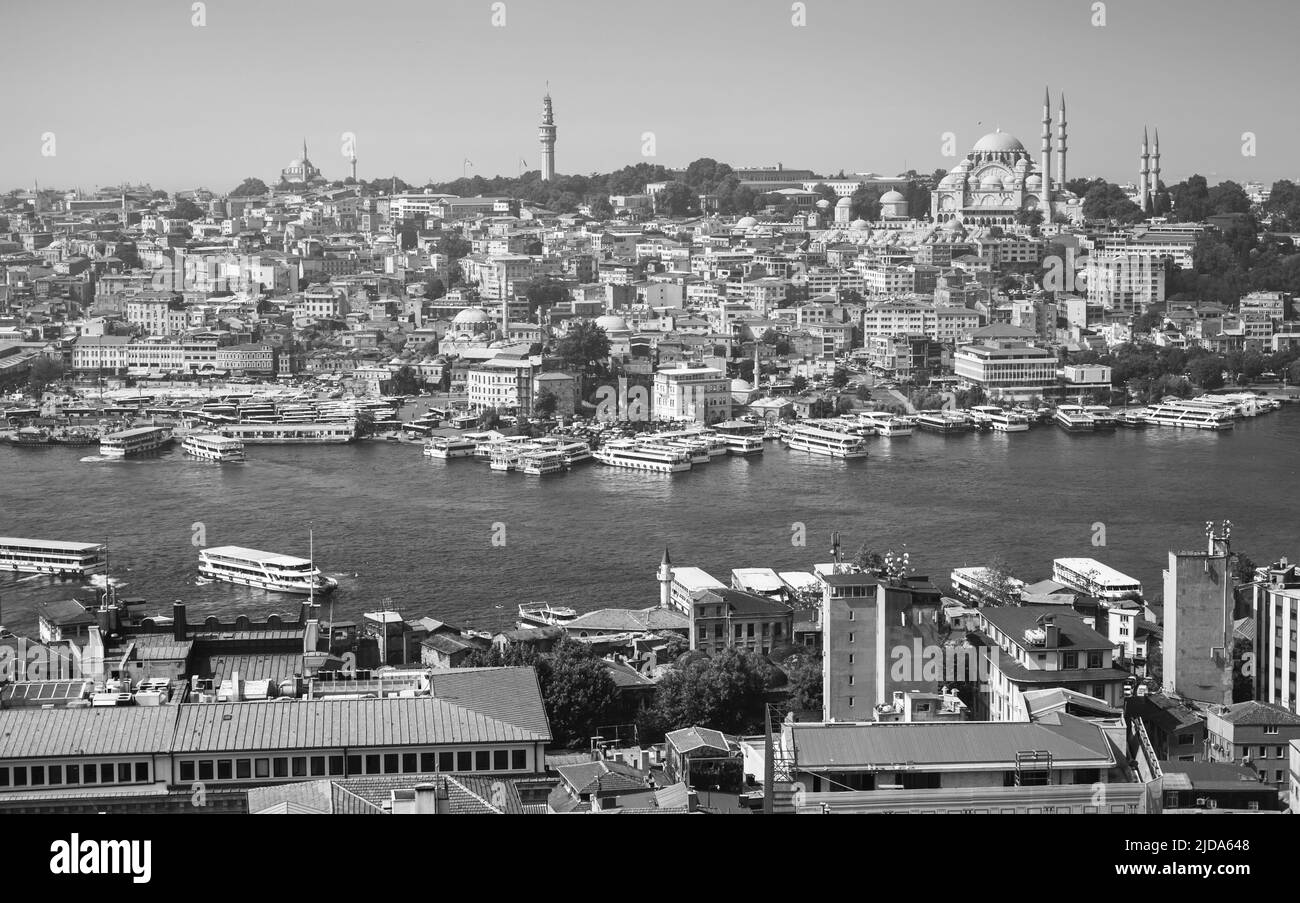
[2,0,1297,192]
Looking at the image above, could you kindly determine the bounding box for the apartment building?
[689,587,793,656]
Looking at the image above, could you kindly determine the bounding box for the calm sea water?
[1,411,1297,638]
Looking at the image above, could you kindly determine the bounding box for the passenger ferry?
[913,411,973,434]
[642,435,710,465]
[556,441,594,466]
[594,439,692,472]
[970,406,1030,433]
[1113,410,1149,428]
[857,411,913,437]
[709,421,767,455]
[520,449,566,475]
[1144,401,1235,430]
[1054,405,1096,432]
[182,433,246,462]
[197,545,338,595]
[423,436,477,459]
[100,426,174,457]
[784,422,869,458]
[518,602,579,628]
[489,445,522,472]
[0,537,108,576]
[215,421,356,444]
[1084,406,1117,429]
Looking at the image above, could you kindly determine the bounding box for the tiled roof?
[666,726,732,756]
[555,759,647,797]
[980,605,1112,652]
[1214,700,1300,727]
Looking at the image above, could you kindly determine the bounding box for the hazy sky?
[2,0,1295,193]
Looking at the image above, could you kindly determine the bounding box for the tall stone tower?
[1140,127,1151,213]
[1162,522,1237,705]
[657,548,674,610]
[1055,93,1068,190]
[1150,127,1161,211]
[539,92,557,182]
[1040,87,1054,218]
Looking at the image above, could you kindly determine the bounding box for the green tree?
[831,367,850,388]
[784,653,824,715]
[524,278,570,317]
[644,648,781,739]
[791,375,808,393]
[389,365,421,396]
[981,554,1021,606]
[231,177,269,197]
[534,388,558,418]
[28,356,65,396]
[852,543,885,574]
[169,198,205,221]
[423,277,446,301]
[655,181,694,216]
[556,321,611,372]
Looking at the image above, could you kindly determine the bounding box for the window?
[476,751,491,771]
[66,764,80,785]
[384,754,399,774]
[217,760,233,781]
[256,759,271,779]
[292,757,307,777]
[311,756,327,776]
[365,755,380,774]
[49,765,63,785]
[232,759,249,780]
[849,610,855,621]
[421,753,436,772]
[101,763,115,784]
[1259,747,1268,758]
[774,624,782,638]
[457,751,472,771]
[402,753,417,773]
[1277,747,1285,758]
[848,632,855,644]
[848,675,855,686]
[848,696,855,707]
[1063,652,1077,668]
[329,756,344,776]
[31,766,45,786]
[198,761,214,781]
[180,761,195,782]
[440,752,454,772]
[512,750,527,770]
[494,750,509,771]
[1087,652,1103,669]
[1177,733,1193,746]
[715,625,723,639]
[13,767,28,787]
[274,758,289,778]
[848,654,854,664]
[1265,725,1279,735]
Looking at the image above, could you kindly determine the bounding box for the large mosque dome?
[594,314,629,333]
[972,130,1025,153]
[453,307,492,326]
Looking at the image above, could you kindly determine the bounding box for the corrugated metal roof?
[0,706,179,759]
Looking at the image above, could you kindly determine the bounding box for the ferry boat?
[1084,406,1117,429]
[182,433,246,462]
[53,427,100,446]
[13,427,52,445]
[489,445,522,472]
[594,439,692,472]
[1113,410,1149,428]
[423,436,478,459]
[1144,401,1235,430]
[100,426,174,457]
[197,545,338,595]
[857,411,913,437]
[970,406,1030,433]
[520,449,566,475]
[0,537,108,576]
[517,602,579,628]
[642,436,710,465]
[1054,405,1096,432]
[914,411,973,434]
[784,422,869,458]
[556,441,594,466]
[215,421,356,444]
[709,421,767,454]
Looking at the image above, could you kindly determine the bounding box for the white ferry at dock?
[1143,400,1235,430]
[594,439,692,472]
[182,433,246,462]
[857,411,913,437]
[423,436,477,458]
[1054,405,1096,432]
[969,405,1030,433]
[197,545,338,595]
[784,422,869,458]
[99,426,174,458]
[0,537,107,576]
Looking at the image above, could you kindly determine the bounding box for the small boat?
[517,602,579,628]
[14,427,53,446]
[520,449,565,475]
[182,433,246,462]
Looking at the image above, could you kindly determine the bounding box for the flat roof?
[202,545,311,566]
[671,567,725,590]
[1053,558,1141,587]
[0,537,104,552]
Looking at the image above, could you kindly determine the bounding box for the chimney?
[414,781,442,815]
[1043,615,1060,649]
[172,601,187,641]
[82,624,105,683]
[230,670,242,702]
[304,618,320,653]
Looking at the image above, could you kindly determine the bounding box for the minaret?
[538,91,556,182]
[121,187,129,227]
[1055,93,1067,190]
[1140,127,1151,213]
[349,152,357,183]
[1150,127,1161,212]
[32,180,40,218]
[657,548,674,610]
[1040,87,1053,217]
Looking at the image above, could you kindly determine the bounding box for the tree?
[654,181,694,217]
[774,339,791,356]
[389,365,421,396]
[556,321,611,372]
[791,375,808,393]
[169,198,205,221]
[1188,355,1225,390]
[643,648,781,740]
[423,277,446,301]
[28,356,64,396]
[524,278,570,317]
[589,196,614,219]
[534,388,558,418]
[848,186,880,221]
[831,367,850,388]
[1082,181,1143,223]
[231,177,269,197]
[784,653,824,715]
[981,554,1021,606]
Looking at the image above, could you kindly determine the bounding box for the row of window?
[0,760,150,789]
[176,748,530,784]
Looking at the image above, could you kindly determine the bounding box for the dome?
[594,314,628,332]
[815,198,831,209]
[289,158,302,167]
[835,196,853,208]
[849,218,870,231]
[979,170,1006,190]
[972,131,1024,153]
[731,378,753,391]
[735,216,758,229]
[1025,174,1043,189]
[939,172,963,189]
[1002,174,1018,190]
[880,190,906,204]
[452,307,491,325]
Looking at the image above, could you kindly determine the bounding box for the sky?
[1,0,1296,193]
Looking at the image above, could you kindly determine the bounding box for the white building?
[1052,558,1143,602]
[652,364,731,424]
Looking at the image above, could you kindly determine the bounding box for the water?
[1,412,1297,638]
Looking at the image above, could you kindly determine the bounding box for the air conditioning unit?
[1195,797,1207,807]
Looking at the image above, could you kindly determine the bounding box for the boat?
[0,537,108,576]
[520,449,566,475]
[182,433,246,462]
[1144,400,1235,430]
[784,422,869,458]
[14,427,52,445]
[914,411,973,434]
[1113,410,1149,428]
[53,427,100,446]
[1084,406,1117,429]
[423,436,477,459]
[642,435,710,465]
[970,405,1030,433]
[594,439,692,472]
[556,441,594,466]
[197,545,339,595]
[517,602,579,628]
[1054,405,1096,432]
[709,420,767,454]
[857,411,913,437]
[99,426,174,457]
[214,421,356,444]
[489,445,522,472]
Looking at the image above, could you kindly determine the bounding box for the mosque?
[930,89,1083,226]
[280,140,327,187]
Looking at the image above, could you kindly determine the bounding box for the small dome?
[594,314,628,332]
[849,218,870,231]
[453,307,491,325]
[939,172,963,189]
[880,190,906,204]
[735,216,758,229]
[815,199,831,209]
[835,196,853,208]
[972,131,1024,153]
[1025,174,1043,189]
[731,378,753,391]
[979,170,1006,190]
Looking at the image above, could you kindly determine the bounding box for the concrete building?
[1162,524,1236,706]
[1205,700,1300,791]
[652,364,730,424]
[688,587,793,656]
[1251,558,1300,713]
